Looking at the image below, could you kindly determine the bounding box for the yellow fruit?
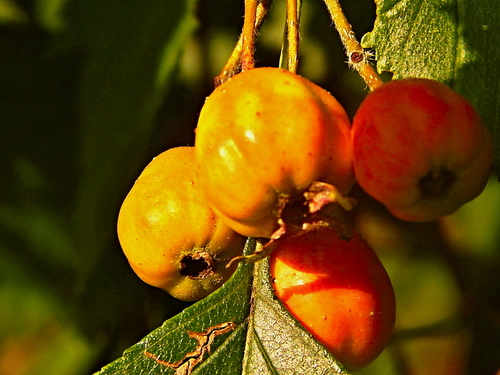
[117,147,246,301]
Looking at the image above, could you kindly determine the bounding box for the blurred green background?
[0,0,498,374]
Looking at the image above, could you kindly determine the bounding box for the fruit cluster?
[117,67,492,370]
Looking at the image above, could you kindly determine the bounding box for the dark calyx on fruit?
[180,252,216,279]
[418,168,456,199]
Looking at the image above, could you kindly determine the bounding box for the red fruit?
[352,78,493,222]
[195,67,354,238]
[270,228,396,371]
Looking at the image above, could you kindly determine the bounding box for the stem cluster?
[216,0,383,90]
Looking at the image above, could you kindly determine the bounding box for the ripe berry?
[352,78,493,221]
[270,227,396,371]
[117,147,246,301]
[195,67,354,238]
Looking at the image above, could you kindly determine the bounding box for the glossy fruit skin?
[117,147,246,301]
[270,228,396,371]
[195,67,354,238]
[352,78,493,222]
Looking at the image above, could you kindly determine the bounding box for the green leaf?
[362,0,499,170]
[243,252,348,375]
[94,239,349,375]
[62,0,200,273]
[94,239,255,375]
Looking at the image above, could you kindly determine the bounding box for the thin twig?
[241,0,258,72]
[215,0,272,86]
[322,0,383,91]
[286,0,300,73]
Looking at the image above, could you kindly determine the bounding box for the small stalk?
[280,0,301,72]
[286,0,300,73]
[241,0,258,72]
[215,0,272,86]
[323,0,383,91]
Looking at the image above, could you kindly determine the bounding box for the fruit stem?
[241,0,258,72]
[215,0,272,86]
[322,0,383,91]
[226,232,298,267]
[282,0,301,73]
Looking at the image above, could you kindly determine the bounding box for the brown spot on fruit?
[180,252,216,279]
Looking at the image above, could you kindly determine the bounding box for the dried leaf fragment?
[145,321,236,375]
